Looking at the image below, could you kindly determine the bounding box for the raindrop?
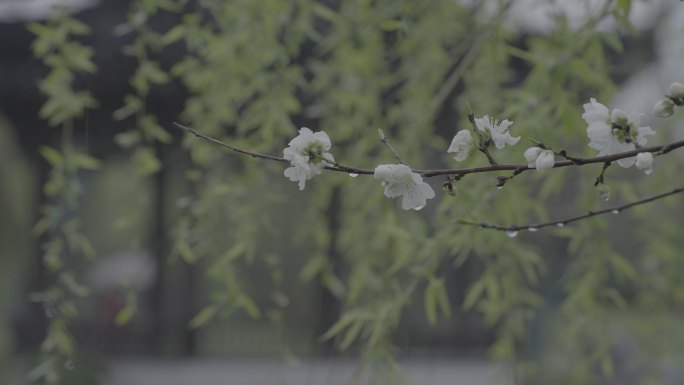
[506,230,518,238]
[597,184,611,201]
[556,223,565,228]
[528,227,539,232]
[645,169,653,175]
[414,206,424,211]
[348,173,359,178]
[611,209,620,215]
[64,360,75,371]
[496,186,504,190]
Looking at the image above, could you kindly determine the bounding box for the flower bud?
[610,108,629,126]
[653,98,675,118]
[667,82,684,99]
[635,152,654,175]
[535,150,555,171]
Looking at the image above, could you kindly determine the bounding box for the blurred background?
[1,0,683,384]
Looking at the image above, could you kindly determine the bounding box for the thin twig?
[174,122,288,163]
[460,185,684,233]
[479,145,499,166]
[175,122,374,175]
[378,129,407,165]
[593,161,612,186]
[467,113,499,166]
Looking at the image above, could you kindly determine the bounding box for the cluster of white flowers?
[448,115,520,162]
[581,98,655,172]
[448,115,518,155]
[282,127,436,210]
[448,114,556,172]
[283,127,335,190]
[653,82,684,118]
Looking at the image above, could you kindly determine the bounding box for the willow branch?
[427,1,514,117]
[460,186,684,232]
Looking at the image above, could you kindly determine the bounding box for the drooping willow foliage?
[25,0,684,384]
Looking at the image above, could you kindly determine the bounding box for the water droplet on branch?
[348,173,359,178]
[506,230,518,238]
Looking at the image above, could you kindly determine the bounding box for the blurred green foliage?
[12,0,684,384]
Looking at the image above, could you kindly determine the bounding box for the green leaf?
[616,0,631,16]
[238,295,261,319]
[424,282,438,326]
[113,95,143,120]
[188,305,217,329]
[339,320,363,350]
[161,25,186,46]
[323,272,346,299]
[39,146,63,167]
[321,312,359,341]
[114,307,135,326]
[115,131,142,148]
[424,278,451,325]
[140,115,172,143]
[74,153,100,170]
[463,276,487,310]
[132,147,162,175]
[380,20,404,31]
[65,17,91,35]
[299,257,325,282]
[114,292,138,326]
[60,273,90,297]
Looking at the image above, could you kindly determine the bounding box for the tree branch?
[418,139,684,177]
[175,122,684,179]
[460,185,684,233]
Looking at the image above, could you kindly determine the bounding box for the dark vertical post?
[150,144,167,354]
[316,185,342,351]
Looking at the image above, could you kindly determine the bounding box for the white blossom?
[582,98,655,168]
[635,152,654,174]
[374,164,435,210]
[447,130,475,161]
[653,98,675,118]
[283,127,334,190]
[524,146,555,171]
[474,115,520,149]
